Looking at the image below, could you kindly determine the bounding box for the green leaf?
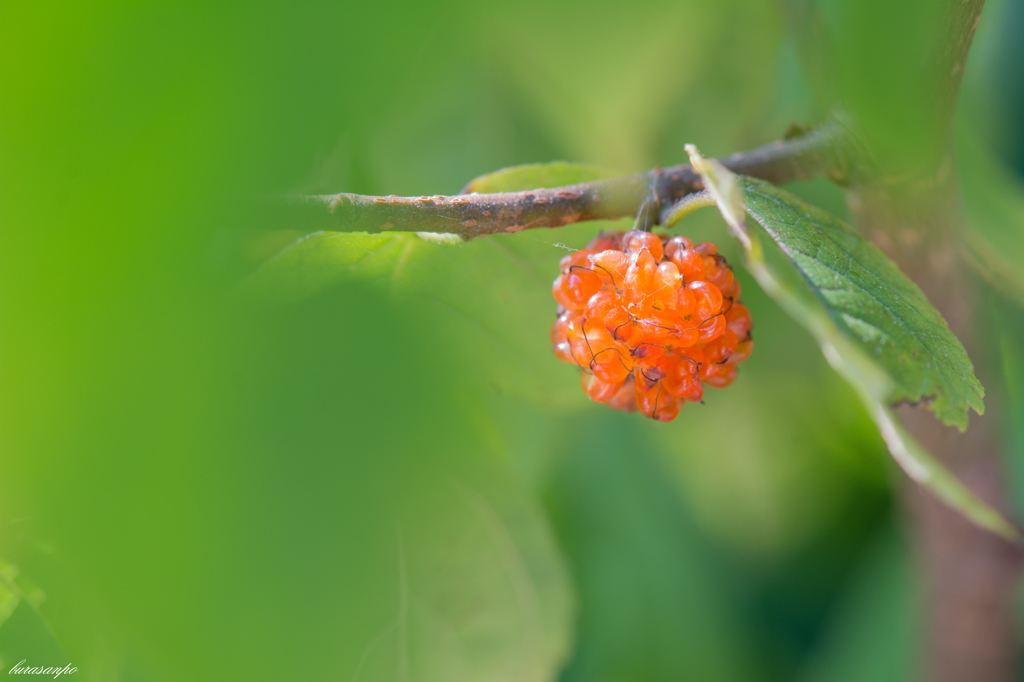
[685,150,1016,541]
[243,221,610,407]
[741,177,984,429]
[244,232,416,302]
[230,282,576,681]
[799,526,921,682]
[352,476,575,682]
[548,415,758,681]
[462,162,614,194]
[0,560,66,672]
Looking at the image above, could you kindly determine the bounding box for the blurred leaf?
[481,1,784,172]
[809,0,948,176]
[245,232,414,302]
[0,560,65,672]
[685,154,1016,540]
[463,162,613,194]
[547,413,757,682]
[211,285,575,682]
[244,223,602,406]
[958,134,1024,308]
[798,526,921,682]
[353,477,574,682]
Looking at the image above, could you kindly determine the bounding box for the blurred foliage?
[462,163,614,194]
[959,133,1024,308]
[0,560,65,672]
[2,0,1024,681]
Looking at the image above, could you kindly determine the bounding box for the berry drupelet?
[551,230,753,422]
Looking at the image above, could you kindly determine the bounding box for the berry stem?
[660,190,715,228]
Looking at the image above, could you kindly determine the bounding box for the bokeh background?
[2,1,1024,680]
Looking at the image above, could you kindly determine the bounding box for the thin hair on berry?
[589,346,632,372]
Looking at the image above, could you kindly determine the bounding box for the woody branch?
[299,123,850,239]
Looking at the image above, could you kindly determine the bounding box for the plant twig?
[300,123,848,240]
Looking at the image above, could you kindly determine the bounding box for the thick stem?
[858,191,1024,682]
[301,125,846,239]
[847,4,1023,679]
[862,2,1024,681]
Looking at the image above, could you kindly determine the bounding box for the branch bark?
[300,124,847,240]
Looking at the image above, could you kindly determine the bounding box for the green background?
[2,1,1023,680]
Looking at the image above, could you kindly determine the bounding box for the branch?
[299,123,849,240]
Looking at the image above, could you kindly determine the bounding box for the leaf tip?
[684,144,705,173]
[685,144,751,249]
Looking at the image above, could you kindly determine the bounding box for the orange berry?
[593,356,632,385]
[635,377,681,421]
[611,319,643,347]
[682,380,704,402]
[697,312,727,343]
[591,250,629,291]
[654,261,681,302]
[664,235,694,260]
[703,327,738,364]
[564,268,603,308]
[622,230,665,261]
[624,250,658,315]
[661,356,700,399]
[654,394,682,421]
[586,291,630,329]
[648,310,699,347]
[550,230,751,420]
[725,302,752,339]
[697,359,719,381]
[728,337,754,365]
[554,311,575,347]
[581,372,623,403]
[689,280,723,321]
[629,340,666,370]
[607,376,638,412]
[587,231,624,252]
[550,318,575,364]
[574,320,618,365]
[681,344,705,369]
[567,334,589,368]
[669,247,706,284]
[705,364,737,388]
[705,256,735,292]
[551,274,576,310]
[559,251,591,274]
[675,286,697,317]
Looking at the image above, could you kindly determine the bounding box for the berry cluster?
[551,230,753,421]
